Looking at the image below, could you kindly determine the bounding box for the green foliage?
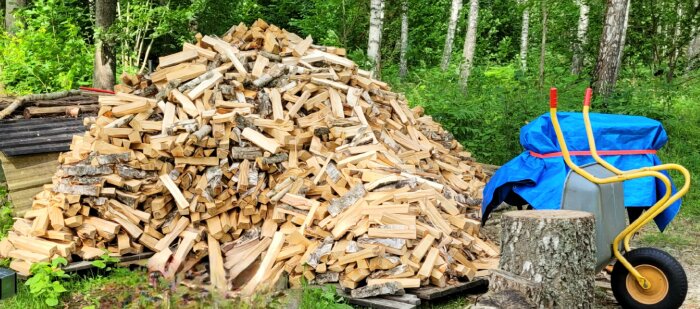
[110,0,209,73]
[90,251,119,270]
[300,273,350,309]
[300,284,351,309]
[0,186,13,238]
[25,257,70,307]
[0,0,93,95]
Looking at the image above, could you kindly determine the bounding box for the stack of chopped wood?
[0,19,497,297]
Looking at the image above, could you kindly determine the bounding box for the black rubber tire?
[611,248,687,309]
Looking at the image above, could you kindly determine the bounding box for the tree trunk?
[686,1,700,71]
[667,3,682,83]
[440,0,462,70]
[613,0,630,82]
[592,0,629,97]
[399,0,409,78]
[93,0,117,91]
[4,0,26,33]
[519,1,530,72]
[571,0,590,75]
[367,0,385,78]
[459,0,479,91]
[538,2,547,89]
[499,210,596,308]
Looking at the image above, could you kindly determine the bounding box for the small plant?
[300,275,351,309]
[0,186,13,237]
[25,257,70,307]
[90,250,119,270]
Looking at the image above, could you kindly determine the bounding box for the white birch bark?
[367,0,385,77]
[440,0,463,70]
[592,0,629,96]
[686,1,700,71]
[458,0,479,91]
[519,0,530,71]
[399,0,409,78]
[538,2,548,88]
[571,0,590,74]
[613,0,630,81]
[4,0,26,33]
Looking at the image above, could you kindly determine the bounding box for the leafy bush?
[300,284,351,309]
[25,257,70,307]
[0,186,12,238]
[0,0,93,95]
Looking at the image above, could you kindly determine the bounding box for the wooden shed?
[0,92,99,215]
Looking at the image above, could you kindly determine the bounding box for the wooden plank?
[159,50,198,68]
[241,128,280,154]
[241,231,285,295]
[159,174,189,214]
[408,279,489,300]
[208,233,227,292]
[336,288,416,309]
[174,157,220,166]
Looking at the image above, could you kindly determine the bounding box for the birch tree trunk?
[4,0,26,33]
[538,2,548,89]
[613,0,630,82]
[367,0,385,78]
[519,1,530,72]
[399,0,409,78]
[499,210,596,308]
[686,1,700,71]
[440,0,463,70]
[459,0,479,91]
[571,0,590,75]
[93,0,117,90]
[592,0,630,97]
[667,3,682,82]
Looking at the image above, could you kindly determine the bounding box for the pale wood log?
[498,210,595,308]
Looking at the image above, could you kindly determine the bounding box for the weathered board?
[0,152,59,215]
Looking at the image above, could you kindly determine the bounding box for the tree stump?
[498,210,596,308]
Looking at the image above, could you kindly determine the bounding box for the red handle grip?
[583,88,592,107]
[549,88,558,108]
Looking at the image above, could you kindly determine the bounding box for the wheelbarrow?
[549,87,689,308]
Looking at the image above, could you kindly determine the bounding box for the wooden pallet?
[16,252,154,279]
[337,278,489,309]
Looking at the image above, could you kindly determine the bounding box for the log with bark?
[496,210,596,308]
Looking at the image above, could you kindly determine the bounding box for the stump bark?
[498,210,596,308]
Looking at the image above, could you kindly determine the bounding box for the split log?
[497,210,596,308]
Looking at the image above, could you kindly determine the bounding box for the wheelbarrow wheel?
[611,247,687,309]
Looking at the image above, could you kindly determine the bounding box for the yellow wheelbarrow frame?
[548,87,690,290]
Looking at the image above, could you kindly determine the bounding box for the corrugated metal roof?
[0,117,86,156]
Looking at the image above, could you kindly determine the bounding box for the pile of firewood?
[0,20,498,297]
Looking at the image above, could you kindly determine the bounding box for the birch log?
[499,210,596,308]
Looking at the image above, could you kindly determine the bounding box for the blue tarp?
[481,112,680,231]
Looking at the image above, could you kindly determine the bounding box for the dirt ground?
[482,206,700,308]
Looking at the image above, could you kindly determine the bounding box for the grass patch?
[0,266,294,308]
